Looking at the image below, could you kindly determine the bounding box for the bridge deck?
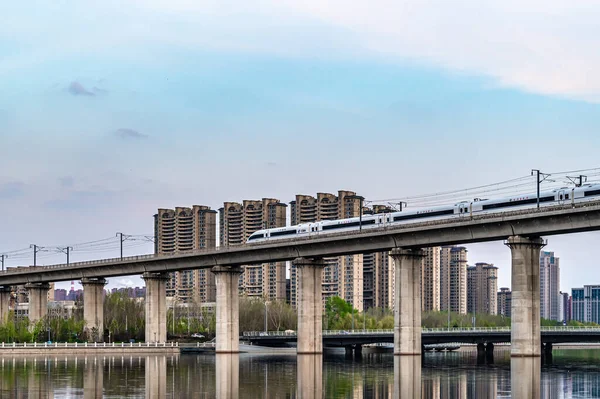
[2,200,600,285]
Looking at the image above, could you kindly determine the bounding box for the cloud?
[116,278,135,287]
[44,189,119,210]
[68,81,94,96]
[114,128,148,139]
[92,86,108,95]
[3,1,600,101]
[58,176,74,188]
[0,181,25,199]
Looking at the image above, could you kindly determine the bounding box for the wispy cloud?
[58,176,74,188]
[114,128,147,139]
[0,181,25,199]
[68,81,94,96]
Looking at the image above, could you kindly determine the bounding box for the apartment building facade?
[440,246,468,314]
[154,205,217,303]
[540,251,561,321]
[289,190,363,309]
[467,262,498,315]
[497,287,512,318]
[219,198,287,300]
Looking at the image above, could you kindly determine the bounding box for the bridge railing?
[4,199,600,273]
[242,326,600,337]
[0,342,178,348]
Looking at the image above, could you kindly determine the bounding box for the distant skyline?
[1,1,599,291]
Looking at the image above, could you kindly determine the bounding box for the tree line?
[0,293,596,343]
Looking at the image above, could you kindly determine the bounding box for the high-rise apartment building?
[363,205,395,310]
[540,251,560,321]
[571,285,600,324]
[421,247,441,312]
[289,191,363,309]
[497,287,512,318]
[440,246,468,314]
[560,292,571,322]
[219,198,287,300]
[467,262,498,315]
[154,205,217,303]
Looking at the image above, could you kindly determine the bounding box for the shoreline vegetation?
[0,294,596,344]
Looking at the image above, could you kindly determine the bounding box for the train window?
[565,194,569,199]
[559,195,563,200]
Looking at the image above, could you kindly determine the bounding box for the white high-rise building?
[540,251,560,321]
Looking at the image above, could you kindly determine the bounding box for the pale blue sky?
[1,0,599,291]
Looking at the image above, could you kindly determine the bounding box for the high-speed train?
[246,184,600,243]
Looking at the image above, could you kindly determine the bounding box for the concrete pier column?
[142,272,169,343]
[486,343,495,364]
[477,343,486,364]
[145,356,166,399]
[212,266,243,353]
[505,236,545,357]
[0,286,12,323]
[297,355,322,399]
[82,278,106,342]
[390,248,424,356]
[216,354,239,399]
[25,283,50,325]
[294,257,325,354]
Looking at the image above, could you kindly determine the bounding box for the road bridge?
[242,327,600,346]
[1,201,600,356]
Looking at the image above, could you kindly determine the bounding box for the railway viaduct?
[2,201,600,357]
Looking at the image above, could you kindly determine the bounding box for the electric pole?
[531,169,551,209]
[58,246,73,265]
[567,175,587,187]
[0,254,6,271]
[116,232,131,259]
[30,244,43,267]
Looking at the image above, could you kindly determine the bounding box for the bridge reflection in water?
[0,351,599,397]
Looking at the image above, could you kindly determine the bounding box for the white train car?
[246,183,600,244]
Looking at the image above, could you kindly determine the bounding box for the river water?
[2,348,600,398]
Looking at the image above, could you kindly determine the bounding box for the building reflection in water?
[216,354,239,399]
[3,350,600,397]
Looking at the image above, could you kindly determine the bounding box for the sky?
[1,0,600,292]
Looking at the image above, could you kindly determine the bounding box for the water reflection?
[0,350,599,397]
[216,354,239,399]
[512,357,541,399]
[395,355,421,398]
[145,355,166,398]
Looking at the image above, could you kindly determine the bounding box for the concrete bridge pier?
[82,277,107,342]
[0,286,12,323]
[506,236,545,357]
[542,343,553,364]
[486,342,495,364]
[390,248,424,356]
[142,272,169,343]
[213,266,243,353]
[25,283,50,325]
[294,257,325,354]
[477,343,486,363]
